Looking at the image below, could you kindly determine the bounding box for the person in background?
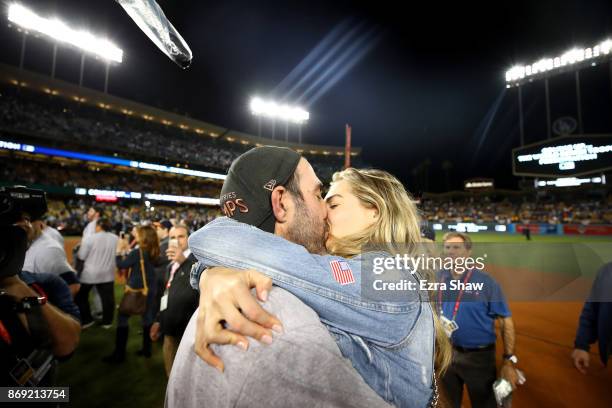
[21,214,80,298]
[150,224,198,376]
[35,217,64,247]
[75,217,119,329]
[7,213,81,357]
[152,219,172,325]
[572,261,612,373]
[83,206,103,238]
[80,205,104,319]
[103,225,159,363]
[438,232,520,408]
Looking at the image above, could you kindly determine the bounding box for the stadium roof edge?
[0,63,360,156]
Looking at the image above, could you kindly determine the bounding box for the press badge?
[160,294,168,312]
[440,315,459,338]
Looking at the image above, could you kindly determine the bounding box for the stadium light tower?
[249,97,309,143]
[505,38,612,144]
[7,3,123,93]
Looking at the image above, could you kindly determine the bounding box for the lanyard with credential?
[166,263,180,289]
[438,269,474,321]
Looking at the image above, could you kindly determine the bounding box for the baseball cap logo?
[263,179,277,191]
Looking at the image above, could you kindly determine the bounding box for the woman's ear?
[271,186,289,223]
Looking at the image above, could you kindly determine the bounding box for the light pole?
[506,38,612,143]
[8,3,123,92]
[19,31,26,69]
[517,86,525,147]
[51,43,57,78]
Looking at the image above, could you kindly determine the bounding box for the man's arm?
[77,235,91,260]
[499,316,515,356]
[20,271,81,321]
[574,300,598,351]
[499,316,520,389]
[2,276,80,358]
[571,265,607,374]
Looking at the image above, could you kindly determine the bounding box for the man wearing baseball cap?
[166,146,389,408]
[216,145,327,253]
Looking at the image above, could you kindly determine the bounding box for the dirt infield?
[491,302,611,407]
[63,237,611,407]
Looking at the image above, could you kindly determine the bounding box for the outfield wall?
[433,222,612,235]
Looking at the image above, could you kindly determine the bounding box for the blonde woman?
[189,162,450,407]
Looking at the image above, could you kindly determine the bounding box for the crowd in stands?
[45,199,221,236]
[421,196,612,225]
[4,154,612,230]
[1,156,222,198]
[0,87,347,182]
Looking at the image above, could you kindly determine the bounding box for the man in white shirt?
[80,205,104,319]
[22,216,80,298]
[35,218,64,247]
[83,206,103,238]
[75,217,119,329]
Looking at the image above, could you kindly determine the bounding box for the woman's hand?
[194,267,283,372]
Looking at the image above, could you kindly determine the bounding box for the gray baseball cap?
[220,146,301,233]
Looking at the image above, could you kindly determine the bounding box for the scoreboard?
[512,135,612,177]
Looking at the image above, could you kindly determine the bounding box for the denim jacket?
[189,217,435,408]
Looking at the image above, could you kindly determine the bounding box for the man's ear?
[271,186,290,223]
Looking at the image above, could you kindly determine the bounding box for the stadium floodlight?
[505,38,612,84]
[250,97,309,124]
[8,3,123,63]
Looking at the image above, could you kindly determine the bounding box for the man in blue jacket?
[572,262,612,373]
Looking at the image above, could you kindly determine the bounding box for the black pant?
[75,282,115,325]
[442,346,497,408]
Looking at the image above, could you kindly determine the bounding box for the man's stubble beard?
[285,197,328,255]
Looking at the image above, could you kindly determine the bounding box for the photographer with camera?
[1,187,81,387]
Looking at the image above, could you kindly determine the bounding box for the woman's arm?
[116,249,138,269]
[189,217,421,345]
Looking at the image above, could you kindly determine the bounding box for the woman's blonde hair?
[327,168,452,375]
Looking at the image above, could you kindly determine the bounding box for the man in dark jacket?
[152,219,172,323]
[150,223,198,376]
[572,262,612,373]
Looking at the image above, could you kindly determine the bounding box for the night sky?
[1,0,612,192]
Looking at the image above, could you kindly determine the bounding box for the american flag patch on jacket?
[330,260,355,285]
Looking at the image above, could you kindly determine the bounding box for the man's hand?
[194,267,283,372]
[500,362,519,390]
[166,247,186,264]
[571,349,590,374]
[150,322,161,342]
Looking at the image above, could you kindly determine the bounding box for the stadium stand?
[0,63,360,184]
[420,195,612,225]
